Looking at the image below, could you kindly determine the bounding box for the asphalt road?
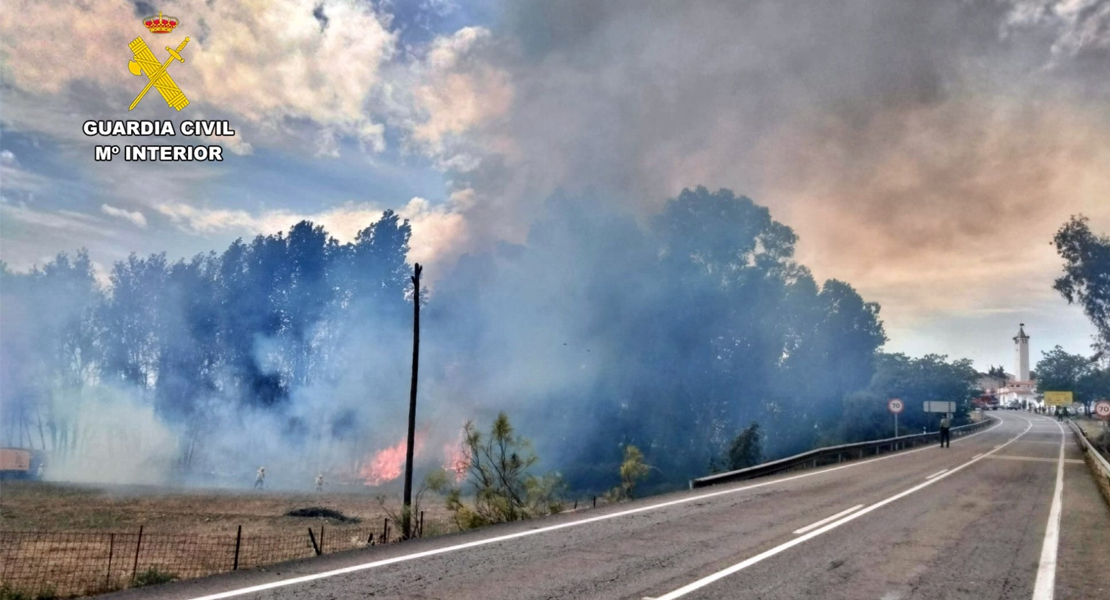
[114,411,1109,600]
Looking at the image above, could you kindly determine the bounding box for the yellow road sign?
[1043,391,1073,406]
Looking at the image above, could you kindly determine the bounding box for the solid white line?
[1031,418,1066,600]
[925,469,948,480]
[792,504,864,535]
[184,417,1006,600]
[651,417,1033,600]
[973,453,984,459]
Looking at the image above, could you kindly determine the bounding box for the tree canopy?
[1053,216,1110,357]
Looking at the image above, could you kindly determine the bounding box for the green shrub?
[133,567,177,587]
[0,584,56,600]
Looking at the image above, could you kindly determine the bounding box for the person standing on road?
[939,415,951,448]
[315,473,325,492]
[254,466,266,489]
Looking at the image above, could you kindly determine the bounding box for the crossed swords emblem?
[127,36,191,111]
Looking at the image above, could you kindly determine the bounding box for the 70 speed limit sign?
[1095,400,1110,420]
[888,398,905,414]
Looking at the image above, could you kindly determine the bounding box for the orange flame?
[443,437,468,483]
[360,434,426,486]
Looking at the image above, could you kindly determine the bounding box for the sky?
[1,0,1108,372]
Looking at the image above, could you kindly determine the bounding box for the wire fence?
[0,515,451,599]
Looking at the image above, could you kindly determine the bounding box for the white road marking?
[651,418,1033,600]
[792,504,865,535]
[182,417,1006,600]
[986,455,1082,465]
[1031,418,1066,600]
[973,453,984,459]
[925,469,948,480]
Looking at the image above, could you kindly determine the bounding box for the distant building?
[998,324,1037,407]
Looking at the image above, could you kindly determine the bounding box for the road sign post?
[1093,400,1110,421]
[923,401,956,413]
[888,398,904,437]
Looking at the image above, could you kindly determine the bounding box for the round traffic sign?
[888,398,904,414]
[1095,400,1110,420]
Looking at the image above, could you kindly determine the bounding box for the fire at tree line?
[1,187,1108,530]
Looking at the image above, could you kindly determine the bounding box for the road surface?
[113,411,1109,600]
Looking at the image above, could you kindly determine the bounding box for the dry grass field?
[0,481,458,598]
[0,480,453,537]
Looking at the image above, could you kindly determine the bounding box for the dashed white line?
[650,418,1033,600]
[792,504,865,535]
[925,469,948,480]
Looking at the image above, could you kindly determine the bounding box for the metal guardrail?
[1066,419,1110,490]
[691,416,997,489]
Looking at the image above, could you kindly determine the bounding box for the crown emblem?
[143,11,179,34]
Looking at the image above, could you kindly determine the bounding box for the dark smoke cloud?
[442,0,1110,330]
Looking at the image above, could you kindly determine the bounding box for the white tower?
[1014,323,1030,381]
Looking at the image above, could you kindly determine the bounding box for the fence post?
[233,525,242,571]
[382,518,390,543]
[307,528,321,556]
[320,525,325,554]
[593,496,597,508]
[131,525,144,585]
[419,511,424,538]
[106,533,115,589]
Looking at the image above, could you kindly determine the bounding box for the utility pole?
[402,263,422,540]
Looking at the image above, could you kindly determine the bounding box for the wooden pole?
[402,264,423,540]
[233,525,241,570]
[106,533,114,588]
[131,526,143,584]
[307,528,320,556]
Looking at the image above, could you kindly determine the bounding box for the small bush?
[133,568,177,588]
[0,584,55,600]
[437,412,565,530]
[607,445,651,502]
[0,584,28,600]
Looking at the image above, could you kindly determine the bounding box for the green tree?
[837,353,978,442]
[1053,216,1110,356]
[610,445,652,500]
[986,365,1008,387]
[726,423,764,470]
[1036,346,1110,414]
[441,413,563,529]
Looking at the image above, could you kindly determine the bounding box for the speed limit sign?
[888,398,905,414]
[1095,400,1110,420]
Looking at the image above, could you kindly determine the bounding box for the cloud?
[1004,0,1110,58]
[386,27,514,165]
[1,203,105,236]
[100,203,148,228]
[0,0,394,153]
